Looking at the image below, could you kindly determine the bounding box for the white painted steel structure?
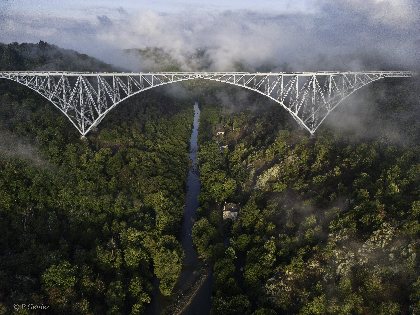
[0,71,414,136]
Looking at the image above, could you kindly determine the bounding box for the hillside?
[0,41,115,71]
[193,78,419,314]
[0,41,418,315]
[0,42,193,315]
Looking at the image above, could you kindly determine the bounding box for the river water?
[148,102,211,315]
[181,102,201,268]
[178,102,212,315]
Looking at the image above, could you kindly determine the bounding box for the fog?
[0,129,49,167]
[0,0,418,72]
[0,0,418,140]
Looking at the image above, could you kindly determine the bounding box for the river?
[178,102,212,315]
[181,102,201,268]
[147,102,212,315]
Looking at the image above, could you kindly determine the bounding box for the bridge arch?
[84,77,204,136]
[0,71,414,136]
[84,76,311,136]
[0,76,84,133]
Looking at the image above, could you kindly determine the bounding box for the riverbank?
[147,102,212,315]
[169,102,212,315]
[162,264,210,315]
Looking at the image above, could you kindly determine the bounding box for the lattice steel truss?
[0,71,414,136]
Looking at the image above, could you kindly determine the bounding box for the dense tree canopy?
[0,42,418,315]
[0,42,193,314]
[193,81,419,314]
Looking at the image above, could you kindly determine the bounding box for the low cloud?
[323,76,420,144]
[0,129,49,167]
[0,0,418,140]
[328,0,418,28]
[0,1,418,71]
[97,15,113,27]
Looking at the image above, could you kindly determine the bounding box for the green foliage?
[0,43,194,314]
[192,218,220,260]
[42,261,77,289]
[0,42,114,71]
[152,236,183,296]
[1,41,419,315]
[195,101,419,314]
[42,261,78,310]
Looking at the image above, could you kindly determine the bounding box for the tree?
[192,218,219,260]
[42,261,77,309]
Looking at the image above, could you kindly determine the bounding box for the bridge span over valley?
[0,71,414,136]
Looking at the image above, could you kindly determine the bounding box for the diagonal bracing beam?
[0,71,415,136]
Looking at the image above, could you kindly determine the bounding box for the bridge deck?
[0,71,415,77]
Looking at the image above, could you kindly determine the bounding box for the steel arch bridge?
[0,71,414,136]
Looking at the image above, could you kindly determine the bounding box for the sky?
[2,0,317,15]
[0,0,419,71]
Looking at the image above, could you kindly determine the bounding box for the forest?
[0,42,418,315]
[193,82,419,314]
[0,42,194,314]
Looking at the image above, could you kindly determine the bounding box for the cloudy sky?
[0,0,418,71]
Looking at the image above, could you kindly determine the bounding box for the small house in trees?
[223,202,240,220]
[215,124,225,136]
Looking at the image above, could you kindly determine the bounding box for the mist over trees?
[0,41,418,315]
[193,93,419,314]
[2,1,418,72]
